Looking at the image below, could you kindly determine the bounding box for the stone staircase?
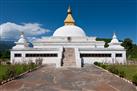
[62,48,76,67]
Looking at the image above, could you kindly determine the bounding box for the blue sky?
[0,0,137,43]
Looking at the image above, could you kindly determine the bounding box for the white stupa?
[13,32,29,49]
[53,6,86,37]
[10,6,126,68]
[108,33,124,49]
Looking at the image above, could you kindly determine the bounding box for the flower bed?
[94,62,137,86]
[0,63,38,85]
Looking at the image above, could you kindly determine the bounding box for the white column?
[111,52,116,64]
[21,51,26,63]
[75,48,81,68]
[56,47,63,68]
[10,51,14,63]
[123,51,127,64]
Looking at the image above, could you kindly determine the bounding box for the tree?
[122,38,137,60]
[1,50,10,59]
[96,38,111,47]
[121,38,133,59]
[121,38,133,51]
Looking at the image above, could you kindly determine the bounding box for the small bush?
[1,74,6,80]
[94,62,98,65]
[108,66,119,75]
[22,64,29,71]
[30,62,35,69]
[5,65,16,78]
[100,64,107,69]
[94,62,101,66]
[0,63,37,81]
[132,74,137,86]
[15,64,26,75]
[6,61,11,65]
[118,70,126,78]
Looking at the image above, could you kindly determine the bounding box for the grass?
[0,63,38,81]
[0,65,7,80]
[94,62,137,85]
[112,65,137,80]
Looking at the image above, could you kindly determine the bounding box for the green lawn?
[113,65,137,81]
[0,63,37,81]
[94,62,137,85]
[0,65,7,80]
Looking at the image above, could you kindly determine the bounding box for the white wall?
[79,50,126,64]
[10,47,63,68]
[11,47,126,68]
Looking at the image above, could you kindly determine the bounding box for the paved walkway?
[0,65,136,91]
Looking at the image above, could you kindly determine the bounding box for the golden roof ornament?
[64,6,75,25]
[20,31,24,35]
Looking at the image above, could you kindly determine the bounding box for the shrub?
[118,70,126,78]
[1,74,6,80]
[29,62,36,69]
[15,64,26,75]
[0,63,38,81]
[22,64,29,71]
[108,66,119,75]
[100,64,107,69]
[31,62,35,69]
[94,62,98,65]
[35,59,42,65]
[132,74,137,86]
[6,61,11,65]
[5,65,16,78]
[94,62,101,66]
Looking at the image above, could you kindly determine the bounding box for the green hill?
[0,41,15,59]
[0,41,15,51]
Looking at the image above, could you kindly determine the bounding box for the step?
[62,48,76,67]
[63,64,76,66]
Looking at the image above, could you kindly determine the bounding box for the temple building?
[10,7,126,67]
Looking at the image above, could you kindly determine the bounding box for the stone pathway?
[0,65,136,91]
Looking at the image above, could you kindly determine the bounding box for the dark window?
[25,53,58,57]
[26,54,28,57]
[68,37,71,42]
[80,53,111,57]
[14,54,22,57]
[116,54,122,57]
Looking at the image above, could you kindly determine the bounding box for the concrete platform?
[0,65,136,91]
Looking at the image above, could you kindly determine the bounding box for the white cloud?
[0,22,50,41]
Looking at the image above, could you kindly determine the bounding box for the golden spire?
[20,31,24,35]
[64,6,75,25]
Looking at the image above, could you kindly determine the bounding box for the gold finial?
[67,5,71,14]
[20,31,24,35]
[64,6,75,25]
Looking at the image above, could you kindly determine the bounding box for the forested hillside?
[0,41,15,59]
